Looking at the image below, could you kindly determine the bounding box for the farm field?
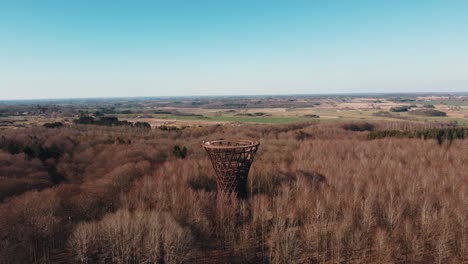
[2,94,468,128]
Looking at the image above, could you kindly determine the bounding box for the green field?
[149,114,308,123]
[139,109,468,125]
[422,100,468,106]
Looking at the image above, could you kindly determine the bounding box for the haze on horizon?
[1,0,468,100]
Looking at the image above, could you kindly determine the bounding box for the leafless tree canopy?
[0,122,467,263]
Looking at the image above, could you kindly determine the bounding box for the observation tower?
[202,139,260,197]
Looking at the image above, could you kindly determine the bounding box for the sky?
[1,0,468,99]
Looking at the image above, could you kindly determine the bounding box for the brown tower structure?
[202,139,260,197]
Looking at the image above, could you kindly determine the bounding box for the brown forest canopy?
[0,121,467,263]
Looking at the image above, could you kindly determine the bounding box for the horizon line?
[2,91,468,102]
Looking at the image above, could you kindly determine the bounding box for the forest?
[0,121,467,263]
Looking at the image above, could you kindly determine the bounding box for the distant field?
[1,95,467,128]
[422,100,468,106]
[140,107,468,125]
[206,116,309,123]
[140,113,308,124]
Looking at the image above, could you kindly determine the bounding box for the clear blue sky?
[1,0,467,99]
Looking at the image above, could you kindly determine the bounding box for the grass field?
[142,108,468,125]
[422,100,468,106]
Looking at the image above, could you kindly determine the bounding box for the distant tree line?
[342,122,375,132]
[368,127,468,144]
[158,125,185,131]
[409,109,447,117]
[388,106,447,116]
[73,116,151,129]
[390,105,417,112]
[43,122,64,128]
[389,97,416,103]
